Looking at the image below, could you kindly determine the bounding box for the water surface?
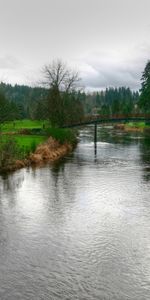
[0,126,150,300]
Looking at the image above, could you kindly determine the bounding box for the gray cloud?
[0,56,22,70]
[0,0,150,89]
[78,46,150,90]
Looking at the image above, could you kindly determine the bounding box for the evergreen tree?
[139,61,150,112]
[0,89,9,123]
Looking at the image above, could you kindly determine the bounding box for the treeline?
[0,82,48,120]
[0,83,145,124]
[0,60,85,126]
[0,82,84,124]
[0,89,22,123]
[139,60,150,113]
[79,87,140,115]
[0,59,150,125]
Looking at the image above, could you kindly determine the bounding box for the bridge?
[62,114,150,154]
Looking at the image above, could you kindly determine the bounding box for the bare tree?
[42,59,80,92]
[42,59,83,126]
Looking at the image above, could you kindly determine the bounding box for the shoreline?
[114,124,150,133]
[0,137,75,174]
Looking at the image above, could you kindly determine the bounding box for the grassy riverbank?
[115,122,150,133]
[0,120,77,173]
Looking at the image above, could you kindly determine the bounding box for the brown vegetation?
[1,137,74,173]
[114,124,144,132]
[29,137,72,164]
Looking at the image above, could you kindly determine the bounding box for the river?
[0,126,150,300]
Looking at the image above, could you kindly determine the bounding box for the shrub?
[45,127,77,144]
[0,137,22,169]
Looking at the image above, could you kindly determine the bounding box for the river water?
[0,126,150,300]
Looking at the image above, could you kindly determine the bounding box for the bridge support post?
[94,122,97,155]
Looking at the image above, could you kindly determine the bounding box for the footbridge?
[62,114,150,154]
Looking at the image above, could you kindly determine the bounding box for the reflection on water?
[0,126,150,300]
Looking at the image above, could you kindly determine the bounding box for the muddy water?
[0,126,150,300]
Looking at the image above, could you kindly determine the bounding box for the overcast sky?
[0,0,150,90]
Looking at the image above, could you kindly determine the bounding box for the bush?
[0,137,22,169]
[45,127,77,144]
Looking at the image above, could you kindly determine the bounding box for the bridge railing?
[61,113,150,128]
[83,113,150,123]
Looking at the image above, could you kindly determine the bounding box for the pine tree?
[139,61,150,112]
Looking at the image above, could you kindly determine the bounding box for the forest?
[0,83,145,124]
[0,60,150,126]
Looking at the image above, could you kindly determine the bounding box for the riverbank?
[114,122,150,134]
[0,122,77,173]
[0,136,75,173]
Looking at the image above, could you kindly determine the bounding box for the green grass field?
[1,119,48,132]
[0,119,77,171]
[0,119,76,158]
[125,122,150,129]
[0,120,48,157]
[15,135,46,147]
[0,135,47,157]
[126,122,146,128]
